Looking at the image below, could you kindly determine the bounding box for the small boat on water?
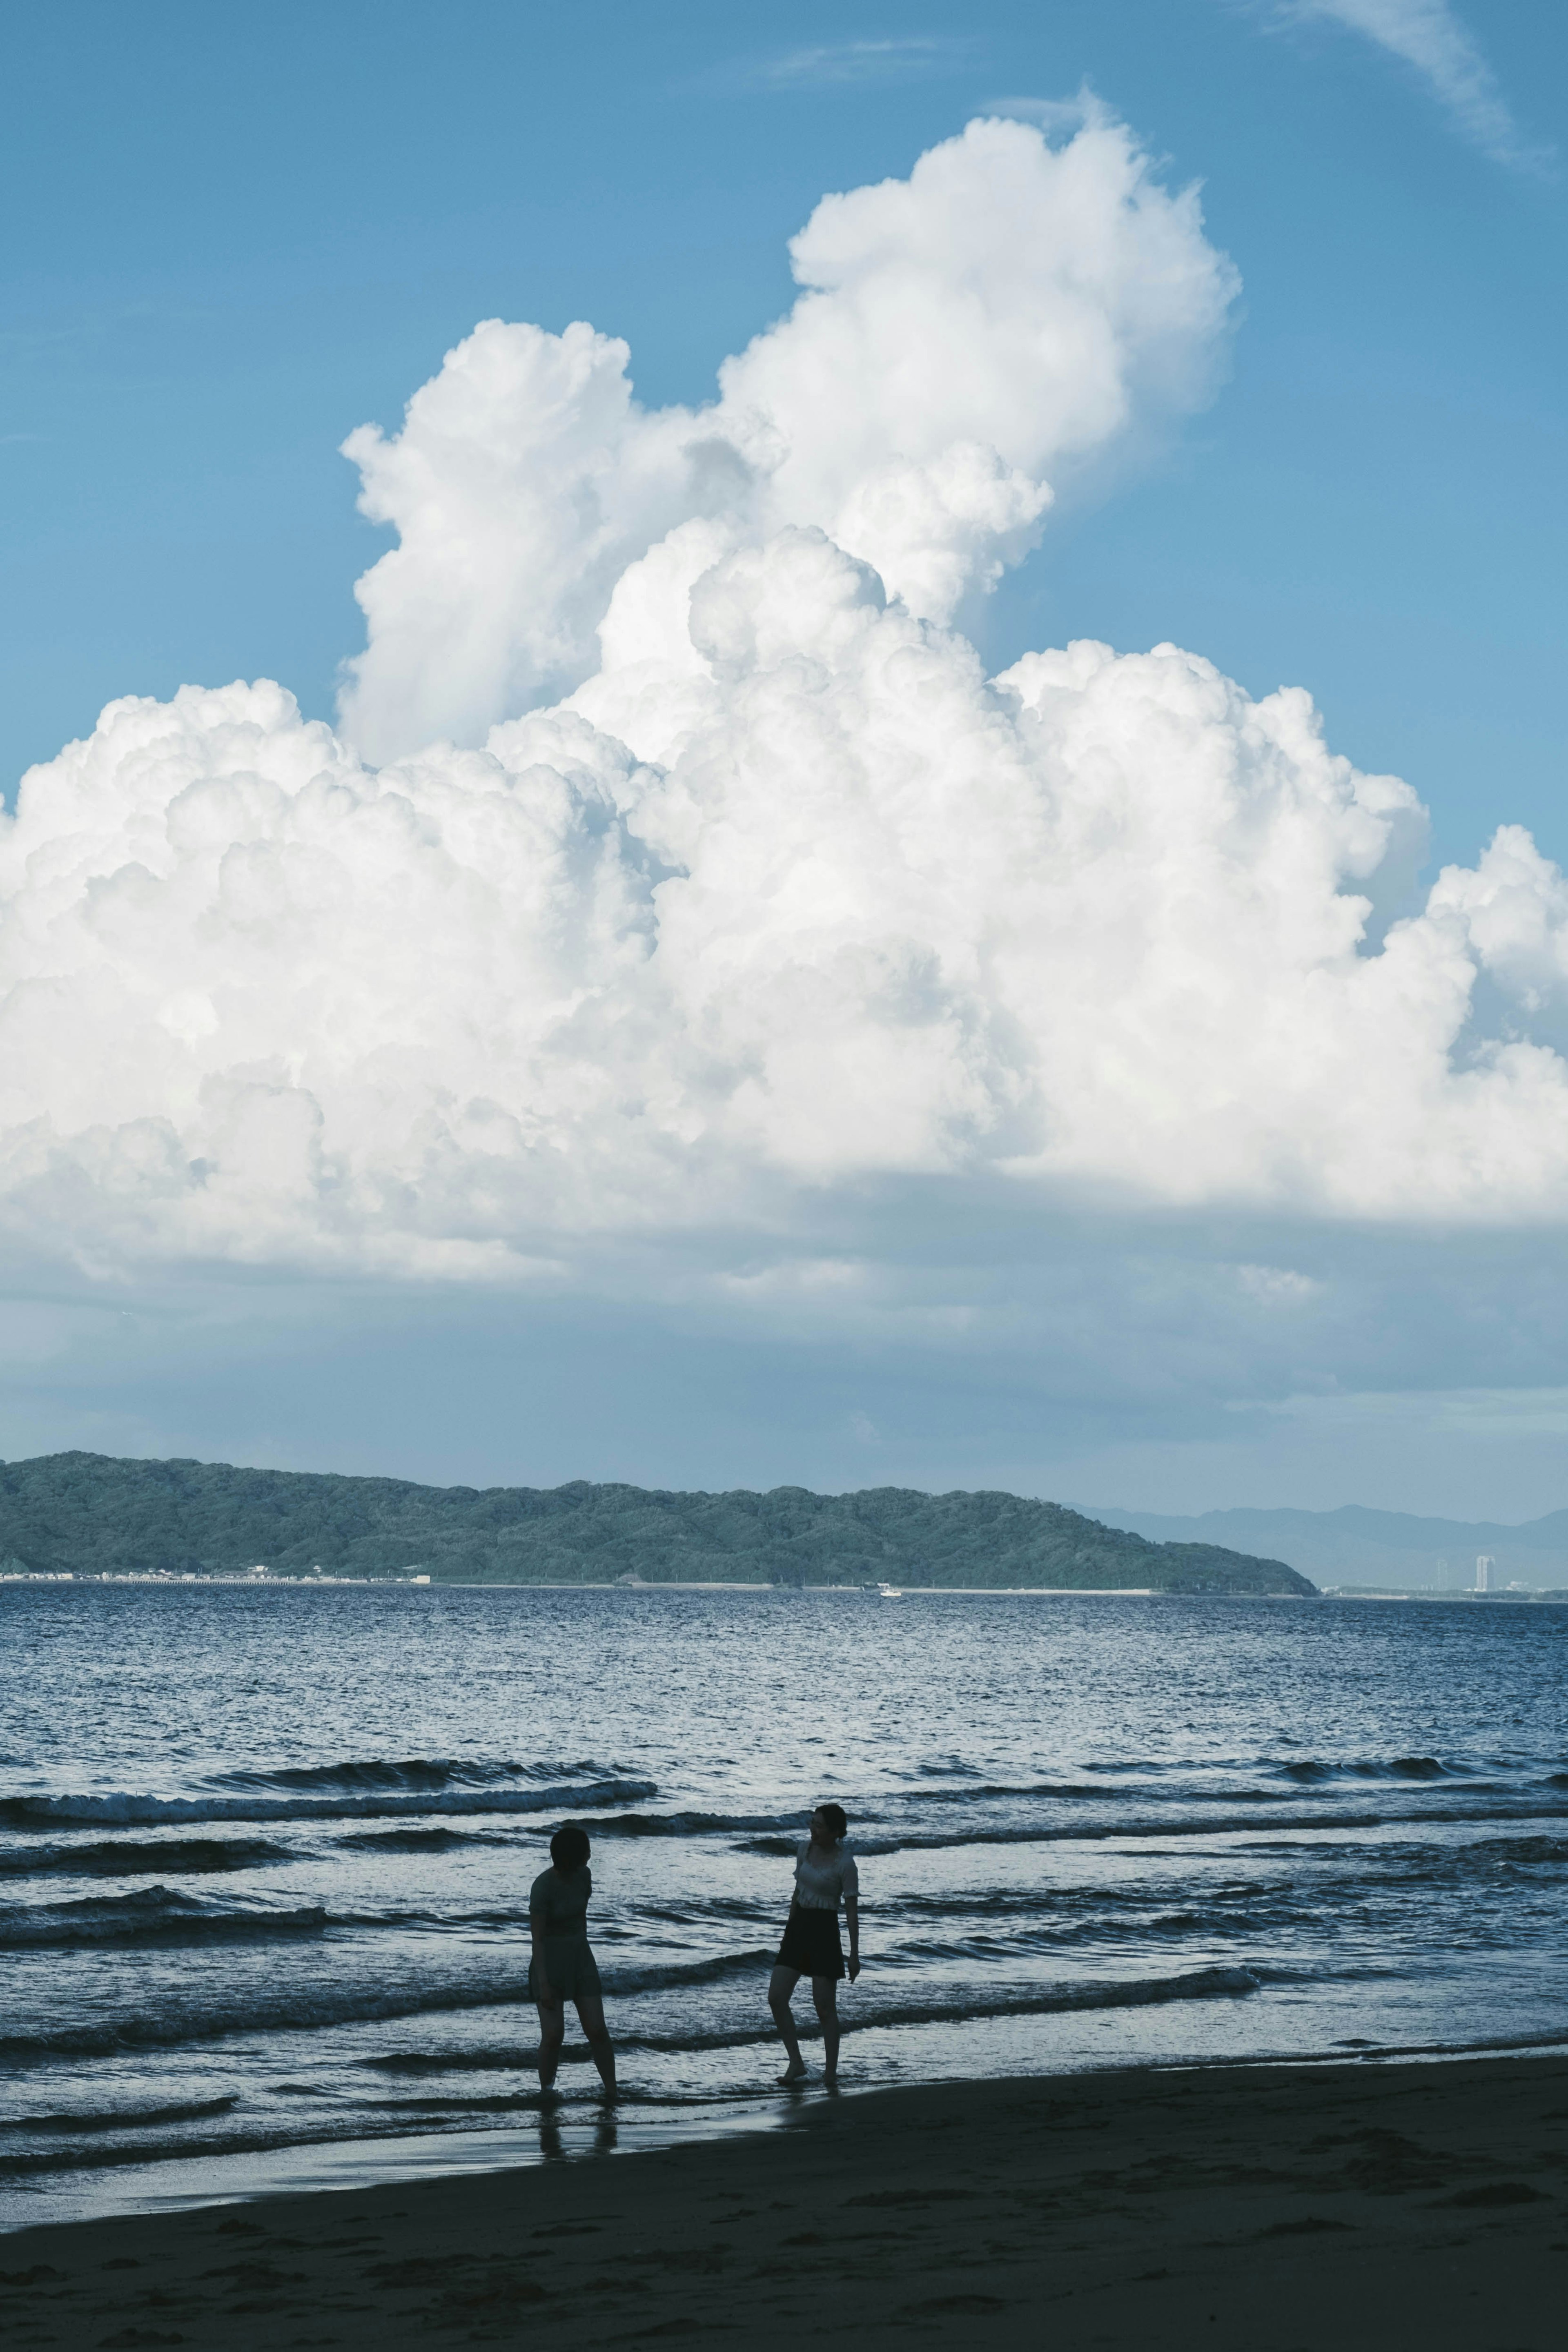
[876,1580,902,1598]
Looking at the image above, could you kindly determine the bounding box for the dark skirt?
[530,1933,602,2005]
[776,1903,844,1980]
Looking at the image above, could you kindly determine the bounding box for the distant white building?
[1475,1555,1493,1593]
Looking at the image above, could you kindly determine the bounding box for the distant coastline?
[1085,1499,1568,1594]
[0,1572,1208,1594]
[7,1571,1560,1600]
[0,1451,1314,1596]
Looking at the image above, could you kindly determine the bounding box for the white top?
[793,1839,859,1912]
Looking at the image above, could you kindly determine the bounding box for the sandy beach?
[3,2052,1563,2349]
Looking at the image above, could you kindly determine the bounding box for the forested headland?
[0,1452,1316,1593]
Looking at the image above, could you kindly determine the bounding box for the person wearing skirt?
[768,1802,860,2085]
[530,1821,616,2100]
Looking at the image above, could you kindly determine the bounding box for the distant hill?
[1083,1502,1568,1591]
[0,1453,1316,1594]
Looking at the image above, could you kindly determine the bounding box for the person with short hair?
[768,1801,860,2085]
[530,1821,616,2100]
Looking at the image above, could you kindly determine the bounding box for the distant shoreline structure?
[4,1571,1564,1600]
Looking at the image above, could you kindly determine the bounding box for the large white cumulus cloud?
[338,112,1238,762]
[8,109,1568,1285]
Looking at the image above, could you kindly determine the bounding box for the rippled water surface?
[2,1584,1566,2225]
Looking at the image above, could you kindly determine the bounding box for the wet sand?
[3,2052,1565,2349]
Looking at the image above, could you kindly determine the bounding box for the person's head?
[811,1802,848,1846]
[550,1822,591,1871]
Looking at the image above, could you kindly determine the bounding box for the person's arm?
[843,1852,861,1980]
[530,1891,553,2005]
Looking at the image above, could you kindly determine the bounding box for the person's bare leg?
[813,1976,841,2082]
[575,1993,617,2098]
[769,1964,807,2079]
[536,1999,565,2094]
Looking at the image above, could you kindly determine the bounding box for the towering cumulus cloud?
[5,112,1568,1284]
[337,113,1237,760]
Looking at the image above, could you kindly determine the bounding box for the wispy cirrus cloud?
[742,36,973,91]
[1275,2,1551,170]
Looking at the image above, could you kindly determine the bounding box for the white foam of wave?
[0,1776,656,1831]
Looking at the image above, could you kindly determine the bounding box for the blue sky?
[5,2,1562,864]
[1,2,1566,1518]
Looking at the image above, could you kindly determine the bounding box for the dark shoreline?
[3,2051,1564,2348]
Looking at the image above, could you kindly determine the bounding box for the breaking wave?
[587,1809,806,1838]
[0,1941,1260,2065]
[0,1972,534,2061]
[334,1826,512,1853]
[208,1756,612,1794]
[0,1947,769,2060]
[0,1836,294,1878]
[0,2094,238,2136]
[0,1760,655,1831]
[361,1964,1259,2076]
[739,1795,1568,1859]
[0,1887,328,1950]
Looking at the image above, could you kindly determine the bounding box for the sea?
[2,1582,1567,2231]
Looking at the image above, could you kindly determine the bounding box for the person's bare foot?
[777,2063,809,2085]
